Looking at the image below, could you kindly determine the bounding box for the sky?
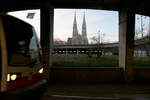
[53,9,119,43]
[8,9,150,43]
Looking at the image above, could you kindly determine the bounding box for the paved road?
[40,84,150,100]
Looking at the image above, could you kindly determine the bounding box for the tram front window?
[2,15,40,66]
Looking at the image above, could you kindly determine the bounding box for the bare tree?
[90,30,105,58]
[135,28,141,40]
[54,38,67,45]
[145,17,150,57]
[135,15,150,57]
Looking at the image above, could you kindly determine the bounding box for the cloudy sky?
[8,9,150,43]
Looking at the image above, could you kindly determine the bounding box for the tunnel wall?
[50,67,150,84]
[134,68,150,82]
[50,67,124,84]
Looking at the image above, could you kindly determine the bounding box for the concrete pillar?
[40,7,54,82]
[77,49,79,55]
[119,9,135,83]
[66,49,68,55]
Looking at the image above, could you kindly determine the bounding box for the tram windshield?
[2,15,40,66]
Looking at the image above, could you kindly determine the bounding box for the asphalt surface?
[40,84,150,100]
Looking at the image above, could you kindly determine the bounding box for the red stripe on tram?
[7,73,42,90]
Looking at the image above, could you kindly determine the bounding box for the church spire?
[83,12,86,27]
[73,11,77,26]
[82,12,86,37]
[82,12,88,44]
[72,11,78,37]
[72,11,81,45]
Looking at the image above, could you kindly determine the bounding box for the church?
[67,12,88,45]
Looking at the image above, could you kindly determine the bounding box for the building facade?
[68,12,88,45]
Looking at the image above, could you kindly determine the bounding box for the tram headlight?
[7,74,10,82]
[7,73,21,82]
[38,68,44,74]
[7,74,17,82]
[10,74,17,81]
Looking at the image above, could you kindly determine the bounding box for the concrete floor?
[40,84,150,100]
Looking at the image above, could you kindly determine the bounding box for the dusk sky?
[8,9,150,43]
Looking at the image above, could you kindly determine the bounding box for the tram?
[0,14,47,99]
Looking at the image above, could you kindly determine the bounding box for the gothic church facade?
[68,12,88,45]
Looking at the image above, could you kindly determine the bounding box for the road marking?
[51,94,120,99]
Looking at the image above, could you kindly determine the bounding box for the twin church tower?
[67,12,88,45]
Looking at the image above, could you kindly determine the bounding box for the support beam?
[119,9,135,83]
[77,49,79,55]
[40,7,54,82]
[66,49,68,55]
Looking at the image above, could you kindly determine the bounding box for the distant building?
[67,12,88,45]
[67,38,72,45]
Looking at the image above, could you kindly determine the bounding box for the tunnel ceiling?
[0,0,150,16]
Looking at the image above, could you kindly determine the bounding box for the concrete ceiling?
[0,0,150,16]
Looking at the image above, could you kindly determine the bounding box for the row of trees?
[135,15,150,39]
[53,38,67,45]
[135,15,150,57]
[54,30,106,45]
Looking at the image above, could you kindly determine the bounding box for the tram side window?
[2,16,40,66]
[29,28,40,64]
